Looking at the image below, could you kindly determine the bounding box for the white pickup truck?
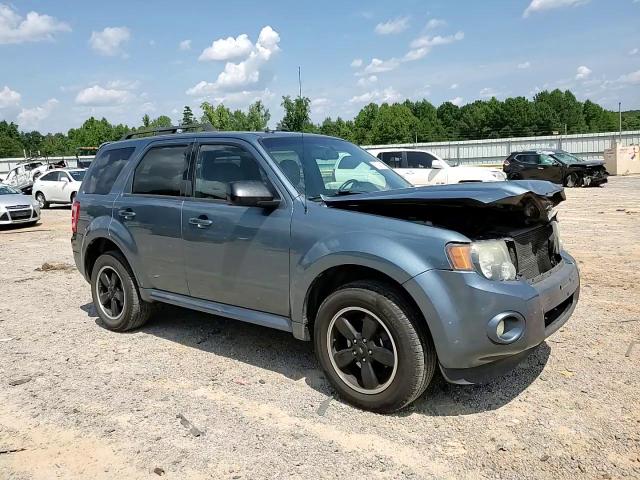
[366,148,506,185]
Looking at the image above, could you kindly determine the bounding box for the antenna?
[298,66,308,213]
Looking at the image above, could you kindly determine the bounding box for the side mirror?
[228,180,280,208]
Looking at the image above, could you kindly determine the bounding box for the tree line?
[1,90,639,158]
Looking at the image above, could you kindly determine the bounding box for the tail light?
[71,200,80,233]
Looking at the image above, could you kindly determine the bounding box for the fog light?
[487,312,525,344]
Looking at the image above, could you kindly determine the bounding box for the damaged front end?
[323,180,565,282]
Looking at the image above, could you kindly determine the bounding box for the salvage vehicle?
[2,157,68,194]
[503,149,608,187]
[0,183,40,226]
[367,147,506,185]
[72,128,580,413]
[33,168,85,208]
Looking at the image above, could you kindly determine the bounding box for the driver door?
[536,154,564,184]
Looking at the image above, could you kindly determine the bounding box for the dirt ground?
[1,176,639,480]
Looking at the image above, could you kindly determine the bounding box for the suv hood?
[565,160,605,167]
[323,180,565,237]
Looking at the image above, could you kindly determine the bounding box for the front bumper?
[0,206,40,225]
[404,251,579,384]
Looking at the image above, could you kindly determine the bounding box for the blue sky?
[1,0,639,133]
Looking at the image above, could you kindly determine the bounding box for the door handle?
[189,217,213,228]
[537,167,544,170]
[118,209,136,220]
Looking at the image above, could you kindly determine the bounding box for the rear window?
[82,147,135,195]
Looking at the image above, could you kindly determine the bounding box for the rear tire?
[313,280,436,413]
[35,192,49,209]
[91,251,153,332]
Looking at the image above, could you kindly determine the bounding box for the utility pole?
[618,102,622,143]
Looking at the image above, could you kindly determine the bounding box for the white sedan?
[32,169,85,208]
[366,148,506,186]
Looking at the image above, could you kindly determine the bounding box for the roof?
[365,147,437,154]
[107,130,334,149]
[511,149,566,154]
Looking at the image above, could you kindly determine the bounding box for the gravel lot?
[1,176,639,480]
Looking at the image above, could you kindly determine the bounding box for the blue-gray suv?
[71,129,580,412]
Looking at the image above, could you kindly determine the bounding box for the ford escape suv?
[72,128,580,413]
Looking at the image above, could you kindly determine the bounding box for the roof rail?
[121,123,214,140]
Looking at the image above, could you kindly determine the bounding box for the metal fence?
[363,130,640,165]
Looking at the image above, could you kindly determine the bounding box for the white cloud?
[0,4,70,44]
[17,99,59,129]
[349,87,402,104]
[179,39,191,51]
[374,16,410,35]
[450,97,464,106]
[0,85,21,108]
[75,85,132,106]
[89,27,131,57]
[361,57,401,74]
[450,83,459,90]
[199,33,253,61]
[105,79,141,90]
[311,97,332,115]
[357,75,378,87]
[618,70,640,85]
[404,31,464,62]
[410,31,464,49]
[576,65,592,80]
[629,48,639,56]
[523,0,588,18]
[350,58,363,68]
[518,61,531,69]
[426,19,446,30]
[188,26,280,96]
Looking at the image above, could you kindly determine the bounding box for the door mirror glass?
[228,180,280,208]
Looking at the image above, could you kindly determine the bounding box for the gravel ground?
[1,176,639,480]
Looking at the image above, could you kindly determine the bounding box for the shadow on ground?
[81,302,550,417]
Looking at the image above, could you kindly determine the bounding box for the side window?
[517,154,537,164]
[406,151,434,169]
[83,147,135,195]
[40,172,59,181]
[132,145,189,196]
[539,154,555,165]
[380,152,403,168]
[194,144,267,200]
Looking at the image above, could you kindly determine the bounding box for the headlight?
[447,240,517,281]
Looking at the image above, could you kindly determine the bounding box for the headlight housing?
[447,239,517,281]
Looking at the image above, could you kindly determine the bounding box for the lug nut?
[368,350,372,354]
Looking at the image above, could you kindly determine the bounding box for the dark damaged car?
[503,149,608,187]
[71,131,580,412]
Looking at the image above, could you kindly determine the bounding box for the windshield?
[552,152,586,164]
[69,170,86,181]
[0,184,21,195]
[261,136,411,198]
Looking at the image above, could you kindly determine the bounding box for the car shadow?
[80,302,550,417]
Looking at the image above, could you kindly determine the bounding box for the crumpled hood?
[324,180,564,208]
[567,160,605,167]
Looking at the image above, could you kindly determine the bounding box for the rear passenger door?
[514,154,538,179]
[181,139,291,316]
[113,140,192,295]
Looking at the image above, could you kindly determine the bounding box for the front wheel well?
[303,265,429,340]
[84,238,126,280]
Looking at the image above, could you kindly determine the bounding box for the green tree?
[278,96,313,132]
[181,106,196,126]
[142,114,151,128]
[436,102,461,140]
[370,103,418,144]
[246,101,271,131]
[352,103,379,144]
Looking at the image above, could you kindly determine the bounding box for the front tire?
[565,173,581,187]
[35,192,49,209]
[91,251,153,332]
[314,280,436,413]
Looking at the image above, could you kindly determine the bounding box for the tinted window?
[516,154,538,164]
[194,145,266,200]
[406,151,434,168]
[379,152,403,168]
[83,147,135,195]
[40,172,60,181]
[132,145,189,196]
[539,154,556,165]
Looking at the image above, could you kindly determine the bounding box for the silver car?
[0,183,41,226]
